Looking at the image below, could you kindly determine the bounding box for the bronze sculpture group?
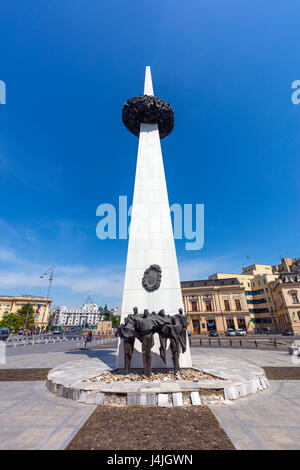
[116,307,188,377]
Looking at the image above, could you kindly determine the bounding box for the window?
[235,300,242,311]
[292,293,299,304]
[205,301,212,312]
[226,318,235,329]
[298,312,300,322]
[237,317,247,330]
[224,300,230,311]
[191,301,198,312]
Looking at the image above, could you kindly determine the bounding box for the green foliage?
[97,304,119,328]
[16,303,35,330]
[111,315,120,328]
[0,303,36,332]
[0,313,22,331]
[47,313,54,328]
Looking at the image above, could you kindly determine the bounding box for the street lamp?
[38,265,54,342]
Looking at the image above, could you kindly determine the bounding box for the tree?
[0,303,36,332]
[47,313,54,329]
[111,315,120,328]
[16,303,35,330]
[0,314,22,331]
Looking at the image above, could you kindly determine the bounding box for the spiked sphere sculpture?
[122,95,174,139]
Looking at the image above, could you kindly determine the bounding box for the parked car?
[226,328,235,336]
[0,328,10,341]
[208,329,218,337]
[282,330,294,336]
[235,328,247,337]
[53,325,62,335]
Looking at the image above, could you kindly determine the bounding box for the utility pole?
[38,266,54,343]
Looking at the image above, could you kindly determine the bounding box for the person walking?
[84,330,90,348]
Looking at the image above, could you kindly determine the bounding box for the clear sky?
[0,0,299,308]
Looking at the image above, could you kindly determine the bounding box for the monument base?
[46,357,269,407]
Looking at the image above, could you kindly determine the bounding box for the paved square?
[0,381,95,450]
[211,380,300,450]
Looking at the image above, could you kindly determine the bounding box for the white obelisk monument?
[116,67,192,369]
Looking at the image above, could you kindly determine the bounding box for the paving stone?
[127,393,137,406]
[157,393,170,407]
[172,392,183,406]
[190,391,201,406]
[79,391,87,403]
[85,392,97,404]
[146,393,156,405]
[95,392,104,405]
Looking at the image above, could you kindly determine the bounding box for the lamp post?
[38,265,54,343]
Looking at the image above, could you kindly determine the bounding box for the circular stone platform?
[46,357,269,407]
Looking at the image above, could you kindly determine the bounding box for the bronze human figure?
[116,307,189,377]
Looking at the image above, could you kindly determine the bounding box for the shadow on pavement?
[64,348,117,368]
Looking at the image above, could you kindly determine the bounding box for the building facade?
[96,320,113,335]
[53,303,104,328]
[181,278,253,335]
[209,264,278,331]
[270,272,300,333]
[113,307,121,317]
[0,295,52,328]
[272,257,300,274]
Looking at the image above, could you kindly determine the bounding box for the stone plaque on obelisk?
[116,67,192,369]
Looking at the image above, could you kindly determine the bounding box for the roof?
[181,278,240,288]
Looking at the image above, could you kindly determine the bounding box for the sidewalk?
[211,380,300,450]
[0,381,95,450]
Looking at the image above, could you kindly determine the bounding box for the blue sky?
[0,0,299,308]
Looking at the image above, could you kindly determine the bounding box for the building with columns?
[0,295,52,328]
[183,258,299,333]
[181,278,253,335]
[270,271,300,333]
[209,264,278,331]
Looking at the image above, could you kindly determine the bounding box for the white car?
[226,328,235,336]
[235,328,247,336]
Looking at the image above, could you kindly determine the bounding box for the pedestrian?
[89,330,93,342]
[85,330,90,348]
